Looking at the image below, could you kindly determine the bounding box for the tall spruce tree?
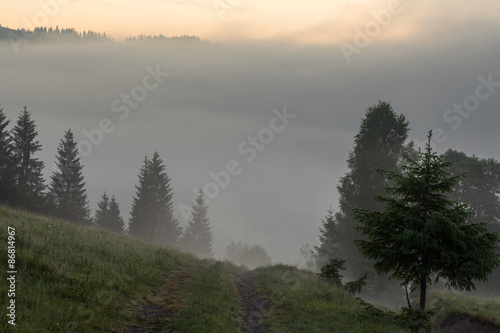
[314,207,341,267]
[333,101,409,275]
[95,192,124,233]
[49,129,89,223]
[108,196,125,233]
[354,131,500,315]
[94,191,110,227]
[129,152,181,245]
[181,189,213,258]
[0,107,15,203]
[129,157,152,237]
[11,107,46,210]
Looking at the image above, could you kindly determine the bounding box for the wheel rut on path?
[122,262,209,333]
[238,270,272,333]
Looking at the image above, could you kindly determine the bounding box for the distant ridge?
[0,25,20,39]
[0,24,209,44]
[0,24,113,43]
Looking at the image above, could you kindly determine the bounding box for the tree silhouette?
[181,189,213,258]
[129,152,181,245]
[314,207,341,268]
[0,107,15,203]
[49,129,89,223]
[11,107,46,210]
[94,192,110,227]
[95,192,124,233]
[329,101,410,286]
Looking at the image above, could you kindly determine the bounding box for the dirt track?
[122,263,208,333]
[238,270,272,333]
[435,313,500,333]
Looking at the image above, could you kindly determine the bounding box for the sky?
[0,0,499,264]
[1,0,499,43]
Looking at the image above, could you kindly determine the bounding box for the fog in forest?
[0,17,499,265]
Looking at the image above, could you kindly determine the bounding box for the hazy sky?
[2,0,500,42]
[1,0,499,264]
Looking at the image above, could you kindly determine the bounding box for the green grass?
[427,289,500,326]
[253,264,404,333]
[3,205,499,332]
[0,206,197,332]
[170,261,242,332]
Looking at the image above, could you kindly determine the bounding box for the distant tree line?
[0,25,113,42]
[224,241,272,269]
[125,34,204,42]
[0,24,209,44]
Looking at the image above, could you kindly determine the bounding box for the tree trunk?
[419,274,427,311]
[22,148,30,208]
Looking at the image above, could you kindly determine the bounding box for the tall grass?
[0,206,197,332]
[170,261,242,332]
[253,264,404,333]
[427,289,500,325]
[2,205,499,332]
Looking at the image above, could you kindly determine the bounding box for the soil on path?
[238,270,272,333]
[122,262,209,333]
[435,313,500,333]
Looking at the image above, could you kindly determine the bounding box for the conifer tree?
[11,107,46,210]
[354,131,500,314]
[129,157,152,237]
[181,189,213,258]
[95,192,124,233]
[94,191,110,227]
[314,207,341,267]
[108,195,125,233]
[334,101,409,274]
[129,152,181,245]
[0,107,15,203]
[49,129,89,223]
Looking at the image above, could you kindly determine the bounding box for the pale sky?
[2,0,500,43]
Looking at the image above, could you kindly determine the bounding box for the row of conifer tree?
[0,106,213,258]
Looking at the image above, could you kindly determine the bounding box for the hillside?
[1,205,499,332]
[0,26,19,39]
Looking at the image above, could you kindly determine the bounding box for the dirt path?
[435,313,500,333]
[122,262,209,333]
[238,270,272,333]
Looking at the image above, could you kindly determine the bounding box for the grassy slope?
[0,206,199,332]
[171,261,242,332]
[427,289,500,326]
[2,205,499,332]
[253,265,404,332]
[253,265,500,332]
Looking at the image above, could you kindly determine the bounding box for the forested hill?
[0,24,113,43]
[0,24,205,44]
[0,26,18,39]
